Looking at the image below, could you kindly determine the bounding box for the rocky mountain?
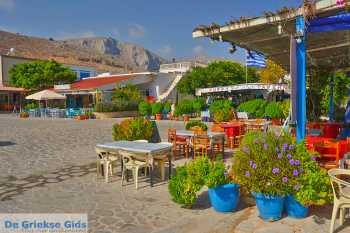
[64,37,165,71]
[0,30,166,73]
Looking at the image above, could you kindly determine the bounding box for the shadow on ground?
[0,163,96,201]
[0,141,16,147]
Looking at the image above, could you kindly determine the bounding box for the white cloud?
[128,23,145,38]
[0,0,15,12]
[158,45,173,57]
[193,45,205,55]
[55,31,96,40]
[110,28,120,38]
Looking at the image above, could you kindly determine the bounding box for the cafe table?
[176,130,225,156]
[96,141,173,186]
[306,136,349,158]
[220,123,243,138]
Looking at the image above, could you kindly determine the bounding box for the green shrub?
[175,99,194,116]
[151,102,163,115]
[264,102,285,119]
[237,99,268,118]
[213,108,233,123]
[112,117,153,141]
[185,120,208,131]
[278,100,290,119]
[192,98,206,113]
[163,101,172,113]
[209,99,233,115]
[169,157,231,208]
[112,84,143,111]
[25,102,38,110]
[138,101,151,116]
[293,143,333,206]
[94,102,115,112]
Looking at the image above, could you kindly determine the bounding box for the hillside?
[0,30,166,73]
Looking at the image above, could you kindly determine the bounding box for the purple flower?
[262,138,266,143]
[272,167,280,174]
[299,167,304,173]
[224,171,228,177]
[282,177,289,183]
[277,153,283,159]
[311,156,317,161]
[254,139,259,144]
[252,163,257,170]
[249,160,253,167]
[276,148,280,153]
[293,169,299,176]
[294,184,301,190]
[289,145,295,150]
[295,160,300,165]
[287,154,292,159]
[243,146,250,154]
[263,143,268,150]
[289,159,295,165]
[282,143,288,152]
[245,171,251,177]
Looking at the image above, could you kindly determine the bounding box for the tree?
[9,60,76,90]
[177,61,259,95]
[258,60,286,84]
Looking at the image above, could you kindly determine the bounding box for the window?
[80,71,91,79]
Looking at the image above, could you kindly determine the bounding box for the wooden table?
[96,141,173,186]
[306,136,349,158]
[176,130,225,157]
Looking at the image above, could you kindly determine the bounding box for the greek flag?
[246,50,266,68]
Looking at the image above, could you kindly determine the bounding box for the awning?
[192,0,349,71]
[196,83,289,96]
[0,85,26,92]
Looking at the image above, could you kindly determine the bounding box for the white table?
[176,130,225,157]
[96,141,173,186]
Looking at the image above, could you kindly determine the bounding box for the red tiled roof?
[70,75,133,90]
[0,85,26,92]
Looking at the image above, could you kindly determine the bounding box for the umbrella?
[25,90,66,101]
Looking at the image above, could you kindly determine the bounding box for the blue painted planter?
[208,184,240,213]
[285,195,309,218]
[253,193,284,221]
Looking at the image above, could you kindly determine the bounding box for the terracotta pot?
[75,115,88,120]
[183,115,190,122]
[175,117,179,121]
[272,118,281,125]
[155,114,162,121]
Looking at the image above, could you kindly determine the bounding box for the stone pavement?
[0,114,349,233]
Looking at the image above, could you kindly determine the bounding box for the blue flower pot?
[285,195,309,218]
[253,193,284,221]
[208,184,240,213]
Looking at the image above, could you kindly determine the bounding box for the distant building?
[0,54,97,86]
[0,54,96,111]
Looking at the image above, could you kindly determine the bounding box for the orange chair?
[193,134,210,159]
[168,129,190,159]
[314,141,340,170]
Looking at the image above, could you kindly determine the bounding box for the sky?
[0,0,301,61]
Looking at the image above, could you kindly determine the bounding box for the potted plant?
[138,101,152,119]
[284,143,333,218]
[151,102,163,121]
[185,120,208,131]
[163,101,172,119]
[264,102,285,125]
[233,131,297,221]
[206,158,240,213]
[19,112,29,118]
[209,100,234,123]
[112,117,153,141]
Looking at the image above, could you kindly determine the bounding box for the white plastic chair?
[328,169,350,233]
[95,148,120,183]
[120,150,150,189]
